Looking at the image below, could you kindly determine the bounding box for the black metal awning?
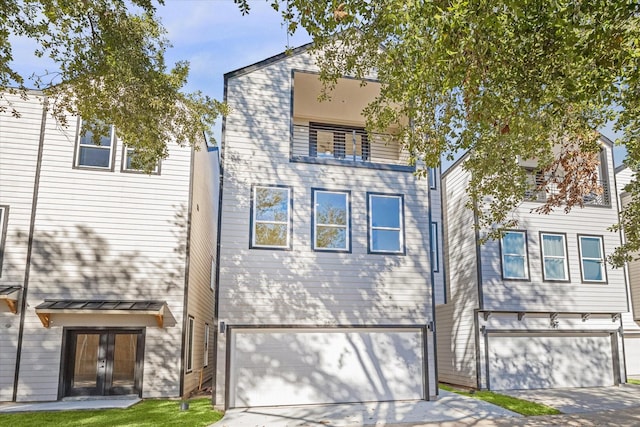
[0,286,21,314]
[35,299,167,328]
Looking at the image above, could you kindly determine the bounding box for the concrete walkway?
[213,391,521,427]
[0,396,141,413]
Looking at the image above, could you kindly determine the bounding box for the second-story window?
[368,193,404,254]
[251,186,292,249]
[540,233,569,281]
[500,231,529,280]
[75,120,115,170]
[578,235,607,283]
[122,146,160,174]
[312,189,350,252]
[431,222,439,272]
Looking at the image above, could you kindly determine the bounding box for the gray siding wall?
[183,144,219,396]
[4,95,192,401]
[0,93,43,401]
[217,51,435,403]
[431,167,446,304]
[436,163,479,388]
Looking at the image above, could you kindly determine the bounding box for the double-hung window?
[579,235,607,283]
[500,231,529,280]
[540,233,569,281]
[75,120,115,170]
[122,146,160,174]
[312,189,350,251]
[368,193,404,254]
[251,186,292,249]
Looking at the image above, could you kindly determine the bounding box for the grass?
[439,384,561,417]
[0,398,223,427]
[628,378,640,385]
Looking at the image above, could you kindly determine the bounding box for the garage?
[228,328,425,408]
[487,332,616,390]
[624,334,640,377]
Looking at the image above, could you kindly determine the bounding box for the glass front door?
[63,329,144,397]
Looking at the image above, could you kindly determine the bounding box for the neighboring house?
[437,137,630,390]
[214,44,440,409]
[614,165,640,378]
[0,91,219,402]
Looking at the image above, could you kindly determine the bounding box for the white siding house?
[615,165,640,378]
[0,91,219,401]
[437,137,629,390]
[215,45,439,409]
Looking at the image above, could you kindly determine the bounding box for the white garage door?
[229,328,424,408]
[625,335,640,377]
[488,333,615,390]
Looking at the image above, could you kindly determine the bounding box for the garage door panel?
[231,329,424,407]
[489,334,614,390]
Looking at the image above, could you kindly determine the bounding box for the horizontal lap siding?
[0,93,43,401]
[14,105,191,401]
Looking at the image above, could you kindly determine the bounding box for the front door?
[62,329,144,397]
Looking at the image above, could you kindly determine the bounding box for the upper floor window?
[578,235,607,283]
[540,232,569,281]
[75,120,115,170]
[0,206,8,276]
[500,231,529,280]
[312,189,350,252]
[251,186,292,249]
[429,168,437,189]
[368,193,405,254]
[431,222,439,272]
[122,146,160,174]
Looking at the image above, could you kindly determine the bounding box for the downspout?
[13,95,48,401]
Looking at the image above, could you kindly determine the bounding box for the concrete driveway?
[501,384,640,414]
[213,391,521,427]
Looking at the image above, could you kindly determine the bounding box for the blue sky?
[10,0,626,167]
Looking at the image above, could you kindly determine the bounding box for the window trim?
[367,192,406,255]
[73,118,116,171]
[539,232,570,282]
[431,222,439,272]
[249,185,293,250]
[311,188,351,253]
[120,145,161,175]
[0,206,8,277]
[186,316,195,373]
[203,323,210,368]
[499,230,530,281]
[578,234,608,284]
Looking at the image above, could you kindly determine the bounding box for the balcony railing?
[291,123,409,167]
[524,172,610,206]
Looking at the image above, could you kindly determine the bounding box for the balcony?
[524,171,610,206]
[291,123,411,170]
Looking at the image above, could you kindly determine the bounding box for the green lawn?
[439,384,561,416]
[0,398,223,427]
[628,378,640,385]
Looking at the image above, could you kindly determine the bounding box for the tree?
[247,0,639,266]
[0,0,225,171]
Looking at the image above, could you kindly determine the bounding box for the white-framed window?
[431,222,439,272]
[75,119,115,169]
[500,231,529,280]
[186,316,194,372]
[540,232,569,281]
[121,146,160,174]
[578,235,607,283]
[251,185,292,249]
[0,205,8,276]
[203,323,210,368]
[312,189,349,251]
[368,193,404,254]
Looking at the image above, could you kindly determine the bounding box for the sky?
[9,0,627,167]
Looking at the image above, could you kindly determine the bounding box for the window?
[0,206,8,276]
[75,120,115,169]
[579,235,607,282]
[429,167,437,189]
[203,323,210,368]
[540,233,569,281]
[186,316,194,372]
[431,222,439,272]
[500,231,529,280]
[251,186,292,249]
[368,193,404,254]
[121,146,160,174]
[210,257,215,290]
[312,189,350,251]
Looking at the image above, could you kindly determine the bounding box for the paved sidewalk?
[214,391,521,426]
[0,396,140,413]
